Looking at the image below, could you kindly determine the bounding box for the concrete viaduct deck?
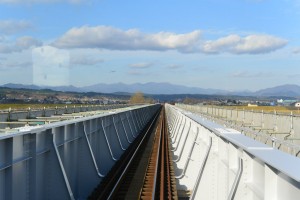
[0,104,299,200]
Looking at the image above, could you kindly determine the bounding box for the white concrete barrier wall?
[166,104,300,200]
[176,104,300,156]
[0,104,160,200]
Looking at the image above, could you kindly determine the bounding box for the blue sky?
[0,0,300,91]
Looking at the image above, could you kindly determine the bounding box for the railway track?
[88,105,178,200]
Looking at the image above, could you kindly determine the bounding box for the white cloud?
[234,35,288,54]
[203,35,241,53]
[70,56,103,66]
[167,64,182,70]
[0,61,32,69]
[203,34,288,54]
[288,73,300,78]
[52,26,202,53]
[231,71,275,78]
[0,36,42,54]
[129,62,153,69]
[128,70,144,75]
[16,36,42,48]
[0,20,32,35]
[32,46,70,86]
[0,0,83,4]
[52,26,288,55]
[292,48,300,54]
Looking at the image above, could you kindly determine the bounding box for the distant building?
[277,99,283,103]
[277,99,297,106]
[270,102,276,106]
[248,103,258,107]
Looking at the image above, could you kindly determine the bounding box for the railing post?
[120,115,132,143]
[101,120,118,161]
[172,121,191,152]
[126,113,136,138]
[172,118,186,145]
[112,116,126,150]
[52,133,75,200]
[190,137,212,200]
[83,122,105,178]
[227,158,243,200]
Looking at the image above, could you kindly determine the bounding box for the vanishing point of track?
[88,105,178,200]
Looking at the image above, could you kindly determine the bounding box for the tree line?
[129,92,155,104]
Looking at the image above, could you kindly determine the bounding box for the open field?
[223,106,300,114]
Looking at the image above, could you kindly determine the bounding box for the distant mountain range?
[1,83,300,97]
[82,82,228,95]
[255,84,300,97]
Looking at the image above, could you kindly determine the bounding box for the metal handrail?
[120,117,132,143]
[101,120,118,161]
[171,115,183,138]
[170,114,180,136]
[141,109,146,125]
[190,137,212,200]
[173,124,195,164]
[168,112,180,133]
[172,118,186,145]
[112,116,126,151]
[177,104,300,156]
[175,127,199,179]
[227,158,243,200]
[132,111,142,131]
[130,111,139,133]
[171,116,184,142]
[126,112,136,138]
[134,111,142,130]
[172,121,191,153]
[201,112,300,154]
[52,133,75,200]
[83,122,105,177]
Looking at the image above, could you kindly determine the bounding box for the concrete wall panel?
[0,104,160,200]
[166,104,300,200]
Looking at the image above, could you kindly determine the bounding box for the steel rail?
[106,108,161,200]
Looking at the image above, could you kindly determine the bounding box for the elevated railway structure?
[0,103,299,199]
[176,104,300,157]
[0,104,130,130]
